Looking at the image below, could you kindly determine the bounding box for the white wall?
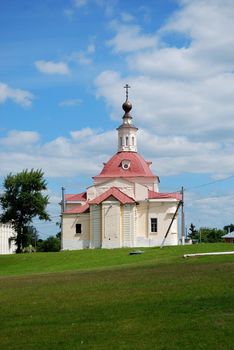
[102,200,121,248]
[0,224,16,254]
[62,213,90,250]
[136,200,179,247]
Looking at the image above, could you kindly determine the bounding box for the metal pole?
[61,187,65,212]
[60,187,65,251]
[181,186,185,245]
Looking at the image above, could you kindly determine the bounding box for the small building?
[222,232,234,243]
[61,90,182,250]
[0,223,16,254]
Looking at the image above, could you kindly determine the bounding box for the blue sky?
[1,0,234,238]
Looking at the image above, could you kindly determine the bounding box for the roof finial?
[124,84,131,101]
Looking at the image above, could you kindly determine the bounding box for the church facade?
[62,91,181,250]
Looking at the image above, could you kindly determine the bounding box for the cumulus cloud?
[95,0,234,143]
[0,130,40,147]
[107,22,158,53]
[0,82,34,107]
[1,127,234,180]
[35,60,70,75]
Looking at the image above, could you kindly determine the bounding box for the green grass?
[0,244,234,349]
[0,243,234,276]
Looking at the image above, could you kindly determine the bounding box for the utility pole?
[181,186,185,245]
[61,187,65,212]
[60,187,65,251]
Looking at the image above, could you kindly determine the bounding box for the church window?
[126,136,129,146]
[132,136,134,145]
[122,159,131,170]
[76,223,82,234]
[120,137,122,146]
[151,218,157,233]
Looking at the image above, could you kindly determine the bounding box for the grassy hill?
[0,244,234,349]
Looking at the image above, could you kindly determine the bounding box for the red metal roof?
[148,190,182,201]
[89,187,135,205]
[65,192,87,201]
[93,151,157,179]
[64,202,89,214]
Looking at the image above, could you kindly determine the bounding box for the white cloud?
[70,128,96,139]
[1,126,234,180]
[0,82,34,107]
[35,60,70,75]
[107,22,158,53]
[186,191,234,229]
[0,131,40,147]
[59,98,82,107]
[96,1,234,143]
[0,129,115,178]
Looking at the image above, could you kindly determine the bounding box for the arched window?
[120,137,122,146]
[132,136,134,145]
[126,136,129,146]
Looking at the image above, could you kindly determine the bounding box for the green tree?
[188,223,199,242]
[0,169,50,253]
[37,236,61,252]
[199,227,224,243]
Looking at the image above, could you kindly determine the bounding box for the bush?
[37,236,61,252]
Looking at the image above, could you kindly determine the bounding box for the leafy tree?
[0,169,50,253]
[199,227,225,243]
[188,223,199,242]
[37,236,61,252]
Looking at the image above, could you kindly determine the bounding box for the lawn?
[0,244,234,350]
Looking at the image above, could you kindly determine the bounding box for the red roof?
[93,151,157,179]
[64,202,89,214]
[65,192,87,201]
[64,187,135,214]
[89,187,135,205]
[148,190,182,201]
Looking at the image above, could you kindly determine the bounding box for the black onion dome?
[122,100,132,119]
[122,100,132,113]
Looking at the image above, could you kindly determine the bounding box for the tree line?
[188,223,234,243]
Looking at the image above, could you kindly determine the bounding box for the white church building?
[62,89,181,250]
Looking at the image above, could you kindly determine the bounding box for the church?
[61,87,181,250]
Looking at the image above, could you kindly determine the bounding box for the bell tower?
[117,84,138,152]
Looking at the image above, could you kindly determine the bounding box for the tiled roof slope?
[64,187,135,214]
[89,187,135,204]
[93,151,157,179]
[65,192,87,201]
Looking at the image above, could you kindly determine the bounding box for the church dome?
[93,151,157,179]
